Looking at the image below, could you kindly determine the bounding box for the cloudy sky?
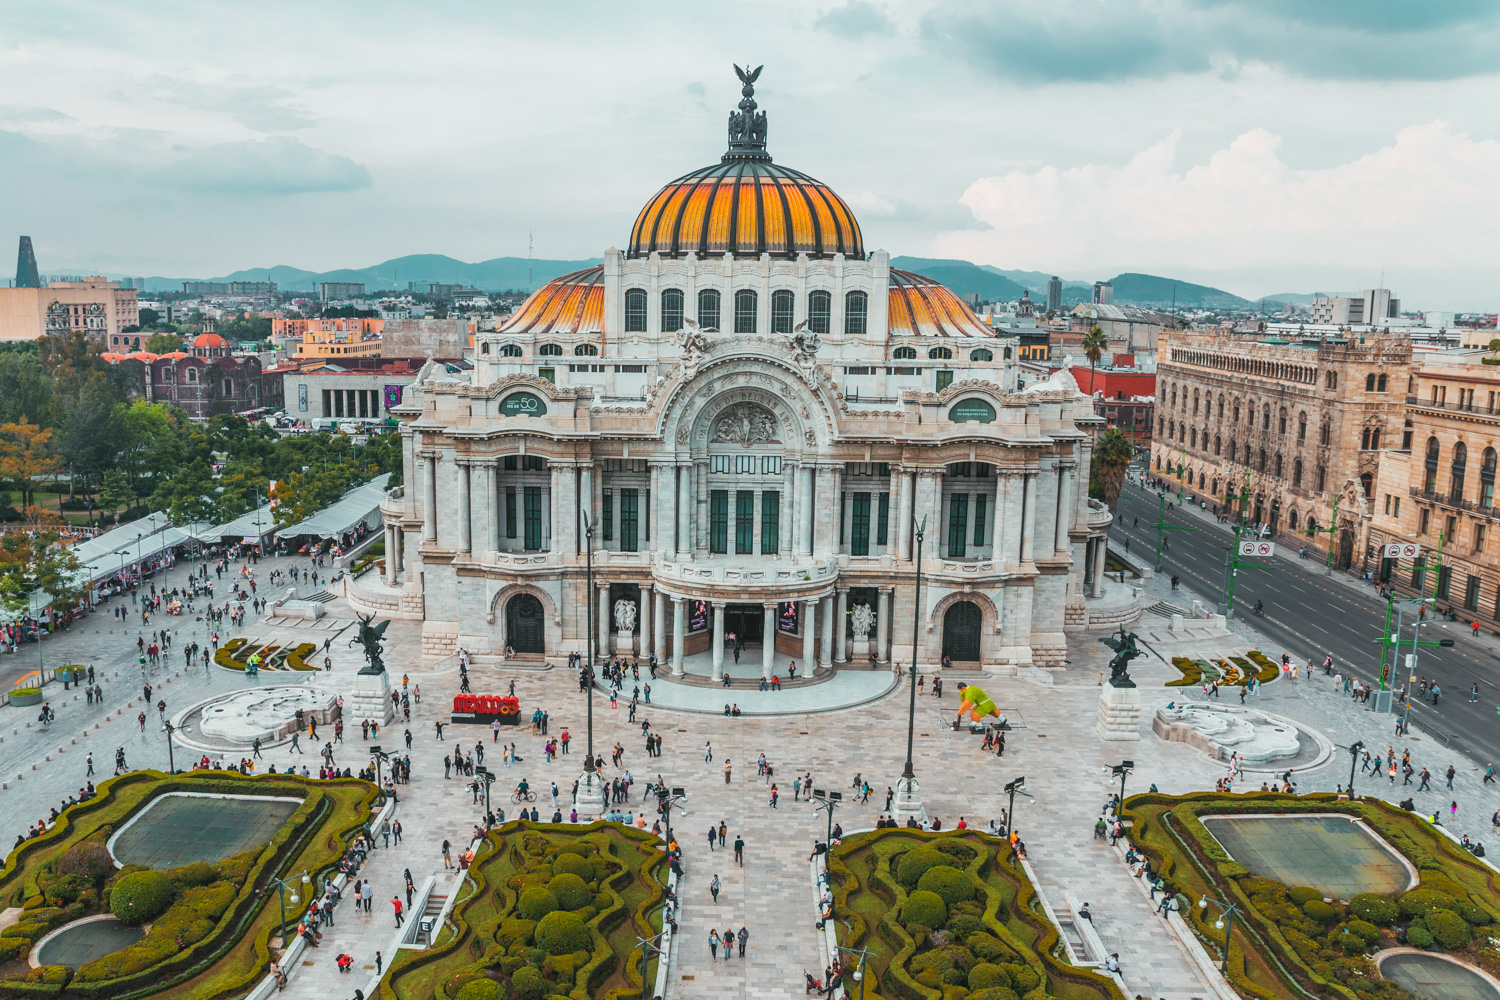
[3,0,1498,308]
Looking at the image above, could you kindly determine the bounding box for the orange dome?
[499,266,604,335]
[126,351,160,362]
[161,351,190,360]
[887,270,994,338]
[100,352,126,363]
[193,332,228,349]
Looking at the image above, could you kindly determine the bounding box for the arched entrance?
[506,594,545,655]
[942,601,982,662]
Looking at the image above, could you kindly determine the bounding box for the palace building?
[358,71,1111,675]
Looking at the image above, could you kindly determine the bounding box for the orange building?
[271,314,385,358]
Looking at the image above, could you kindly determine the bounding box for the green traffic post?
[1304,496,1341,576]
[1153,492,1193,573]
[1219,470,1269,616]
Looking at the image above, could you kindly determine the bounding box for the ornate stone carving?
[677,425,691,445]
[785,320,822,368]
[804,428,817,446]
[850,603,873,639]
[676,319,709,378]
[712,402,778,444]
[613,599,637,634]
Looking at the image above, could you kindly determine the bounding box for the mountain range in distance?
[123,252,1319,311]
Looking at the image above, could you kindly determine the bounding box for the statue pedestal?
[851,638,871,664]
[575,767,607,819]
[613,630,635,655]
[1096,682,1142,741]
[891,773,927,825]
[350,670,395,727]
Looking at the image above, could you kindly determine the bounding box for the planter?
[10,690,43,707]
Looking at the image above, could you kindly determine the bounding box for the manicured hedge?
[214,638,318,672]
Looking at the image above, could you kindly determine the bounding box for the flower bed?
[828,829,1125,1000]
[381,823,666,1000]
[0,771,376,1000]
[1123,793,1500,1000]
[1168,657,1249,688]
[213,639,318,673]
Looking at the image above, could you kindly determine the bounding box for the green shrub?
[1002,963,1040,992]
[1349,894,1399,925]
[968,963,1008,990]
[1426,909,1471,949]
[967,933,1015,963]
[58,842,114,881]
[947,913,984,939]
[499,918,536,948]
[553,853,592,879]
[511,965,549,1000]
[1336,930,1366,956]
[1303,900,1341,923]
[547,872,592,910]
[918,865,976,905]
[455,978,503,1000]
[534,910,590,954]
[1288,886,1323,906]
[173,861,219,888]
[110,870,174,924]
[1453,899,1492,926]
[901,890,947,929]
[1400,888,1458,917]
[518,888,559,921]
[1406,922,1434,948]
[1346,919,1381,945]
[968,988,1019,1000]
[897,846,949,888]
[941,967,967,986]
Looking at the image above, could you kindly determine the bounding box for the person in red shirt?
[392,896,404,926]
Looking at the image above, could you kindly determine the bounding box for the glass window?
[844,291,868,335]
[505,486,517,539]
[1466,575,1481,611]
[761,490,779,554]
[928,347,952,360]
[808,291,831,334]
[619,488,638,552]
[771,290,794,334]
[762,456,781,475]
[734,290,757,333]
[936,370,954,393]
[624,289,647,332]
[877,492,889,546]
[970,348,993,362]
[661,289,684,333]
[602,489,613,541]
[1411,556,1426,590]
[538,343,563,356]
[538,367,555,383]
[893,346,916,360]
[710,455,731,474]
[850,492,871,556]
[523,486,542,551]
[710,491,728,554]
[736,455,755,474]
[947,493,969,558]
[574,344,598,356]
[735,490,754,554]
[698,289,721,330]
[973,493,988,546]
[499,343,522,357]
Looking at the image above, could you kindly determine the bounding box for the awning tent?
[275,474,391,541]
[200,504,277,544]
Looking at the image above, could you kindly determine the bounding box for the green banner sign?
[949,398,996,423]
[500,392,548,417]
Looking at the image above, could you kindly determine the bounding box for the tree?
[144,333,185,355]
[0,510,85,627]
[0,350,55,427]
[97,469,133,523]
[0,416,62,509]
[1090,428,1135,514]
[138,308,161,329]
[1080,325,1108,398]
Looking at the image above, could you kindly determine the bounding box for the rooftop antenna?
[528,231,533,293]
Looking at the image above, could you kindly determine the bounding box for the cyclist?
[1253,600,1264,616]
[516,778,530,800]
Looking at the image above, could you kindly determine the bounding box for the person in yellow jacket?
[955,682,999,725]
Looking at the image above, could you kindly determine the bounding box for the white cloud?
[152,136,371,195]
[938,122,1500,280]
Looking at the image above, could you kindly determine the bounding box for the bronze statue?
[350,613,390,675]
[1098,626,1142,688]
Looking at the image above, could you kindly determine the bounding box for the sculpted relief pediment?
[711,402,778,445]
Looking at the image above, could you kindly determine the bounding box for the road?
[1111,476,1500,763]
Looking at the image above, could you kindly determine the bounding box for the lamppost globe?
[1199,898,1208,909]
[289,893,298,904]
[1215,919,1225,930]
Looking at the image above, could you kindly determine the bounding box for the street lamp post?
[368,746,390,792]
[1197,895,1244,973]
[894,516,927,824]
[655,785,687,847]
[837,942,878,1000]
[475,765,496,822]
[1340,741,1364,800]
[1003,776,1031,838]
[630,930,667,997]
[161,719,179,774]
[811,789,843,844]
[578,514,605,817]
[266,869,311,940]
[1111,760,1133,806]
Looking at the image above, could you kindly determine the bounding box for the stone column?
[802,598,817,674]
[819,595,834,668]
[1020,471,1037,563]
[998,472,1022,572]
[1083,539,1096,593]
[694,460,709,552]
[835,589,849,663]
[813,467,832,556]
[597,583,612,660]
[421,453,437,542]
[876,587,891,663]
[780,464,794,556]
[762,601,777,679]
[656,465,675,558]
[383,525,397,585]
[639,585,653,659]
[1054,463,1073,556]
[1093,535,1108,597]
[457,462,472,554]
[485,463,500,556]
[798,466,815,556]
[711,600,726,681]
[676,464,692,558]
[671,597,686,676]
[897,468,914,561]
[653,589,667,663]
[579,465,593,553]
[548,466,561,553]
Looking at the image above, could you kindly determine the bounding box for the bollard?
[44,756,50,762]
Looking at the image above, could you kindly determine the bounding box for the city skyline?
[2,1,1498,308]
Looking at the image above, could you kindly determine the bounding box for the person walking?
[392,897,404,927]
[733,834,744,866]
[769,784,778,808]
[1447,764,1457,790]
[710,874,721,904]
[737,926,748,957]
[707,825,717,852]
[723,759,732,784]
[708,929,719,962]
[704,741,713,762]
[442,839,452,869]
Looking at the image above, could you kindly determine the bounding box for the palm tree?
[1091,428,1134,514]
[1081,326,1108,397]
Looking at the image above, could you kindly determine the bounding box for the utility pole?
[1220,470,1269,616]
[1152,492,1191,573]
[1305,495,1341,576]
[1176,443,1188,502]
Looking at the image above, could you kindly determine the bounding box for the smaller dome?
[161,351,190,360]
[99,352,126,363]
[499,267,604,335]
[193,332,228,349]
[126,351,160,362]
[888,270,993,338]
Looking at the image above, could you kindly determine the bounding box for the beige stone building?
[0,278,138,344]
[1367,351,1500,618]
[350,73,1114,673]
[1152,330,1410,569]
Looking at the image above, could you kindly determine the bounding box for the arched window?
[1360,472,1373,497]
[1193,390,1200,415]
[1168,420,1175,439]
[480,342,491,355]
[1274,453,1283,478]
[1190,428,1197,448]
[1361,428,1371,450]
[1297,414,1307,441]
[1156,416,1164,434]
[1262,406,1271,431]
[1482,447,1496,508]
[185,367,198,383]
[808,290,831,335]
[1377,373,1387,391]
[538,343,563,356]
[163,366,175,383]
[1451,441,1468,501]
[928,347,952,360]
[574,344,599,356]
[1293,459,1303,487]
[1217,397,1224,418]
[893,346,917,360]
[661,289,684,333]
[1366,373,1376,392]
[1228,439,1237,462]
[1317,465,1326,491]
[1370,428,1379,449]
[1214,434,1221,455]
[500,343,522,357]
[771,289,795,334]
[698,288,722,330]
[1258,448,1267,473]
[624,288,647,332]
[733,289,758,333]
[969,348,993,362]
[1320,421,1331,446]
[1424,437,1440,493]
[1278,409,1287,434]
[1289,510,1299,530]
[844,291,868,335]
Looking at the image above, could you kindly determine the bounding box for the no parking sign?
[1384,542,1421,559]
[1239,540,1275,557]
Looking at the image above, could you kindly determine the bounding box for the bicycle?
[510,787,537,804]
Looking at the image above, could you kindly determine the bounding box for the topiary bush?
[1002,963,1040,992]
[511,965,549,1000]
[518,888,559,922]
[969,988,1020,1000]
[946,913,984,939]
[1287,886,1323,906]
[1406,922,1434,948]
[553,853,592,880]
[1303,900,1341,923]
[547,872,592,910]
[454,978,503,1000]
[110,870,174,924]
[1400,888,1458,918]
[968,963,1008,990]
[1345,919,1381,945]
[534,910,590,954]
[1349,894,1399,925]
[897,846,949,888]
[58,842,114,881]
[901,889,948,930]
[917,865,976,905]
[1425,909,1471,949]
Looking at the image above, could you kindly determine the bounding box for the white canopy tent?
[274,474,391,541]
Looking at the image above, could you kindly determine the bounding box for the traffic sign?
[1384,542,1421,559]
[1239,540,1275,557]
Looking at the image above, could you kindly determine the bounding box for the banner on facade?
[384,384,404,410]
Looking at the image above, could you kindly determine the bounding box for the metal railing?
[1407,395,1500,416]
